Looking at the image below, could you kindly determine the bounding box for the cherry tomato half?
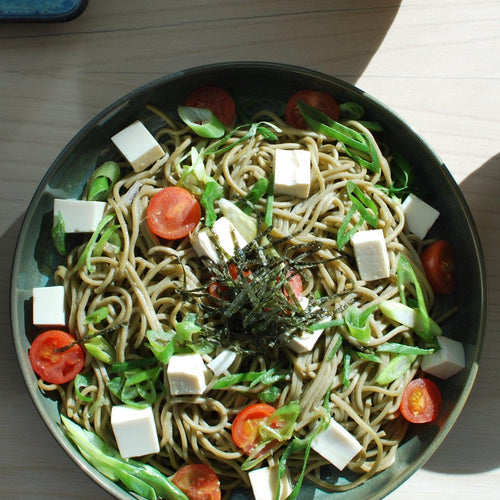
[285,89,340,129]
[146,186,201,240]
[172,464,221,500]
[29,330,85,384]
[208,263,252,299]
[232,403,276,455]
[185,86,236,126]
[421,239,457,295]
[400,378,442,423]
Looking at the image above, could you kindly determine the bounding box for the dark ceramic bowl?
[11,62,487,500]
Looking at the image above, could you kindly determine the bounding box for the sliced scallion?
[178,106,225,138]
[51,211,66,256]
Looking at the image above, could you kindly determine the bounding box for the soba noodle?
[40,104,437,497]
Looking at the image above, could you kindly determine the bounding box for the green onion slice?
[178,106,225,138]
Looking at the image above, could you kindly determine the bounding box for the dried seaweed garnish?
[180,229,347,356]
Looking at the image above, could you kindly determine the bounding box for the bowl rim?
[10,60,488,500]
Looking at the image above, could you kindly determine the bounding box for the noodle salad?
[27,86,464,500]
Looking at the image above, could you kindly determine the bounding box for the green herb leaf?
[178,106,225,138]
[51,211,66,256]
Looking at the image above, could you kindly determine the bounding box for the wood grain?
[1,1,498,498]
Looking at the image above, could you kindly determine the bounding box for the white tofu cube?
[111,120,164,172]
[167,353,208,395]
[273,149,311,198]
[190,216,248,263]
[248,466,292,500]
[110,405,160,459]
[351,229,390,281]
[402,194,440,240]
[287,327,325,353]
[207,349,237,376]
[32,285,66,326]
[421,336,465,379]
[311,419,363,470]
[53,199,106,233]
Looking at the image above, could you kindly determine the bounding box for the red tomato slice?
[231,403,276,455]
[185,86,236,126]
[421,239,457,295]
[172,464,221,500]
[285,269,303,299]
[400,378,442,423]
[285,89,340,129]
[29,330,85,384]
[146,186,201,240]
[208,263,252,299]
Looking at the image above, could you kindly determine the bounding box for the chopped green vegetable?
[51,211,66,256]
[204,121,279,156]
[61,416,189,500]
[213,367,286,390]
[75,214,116,273]
[200,180,224,227]
[376,354,416,385]
[397,255,442,343]
[146,316,202,365]
[298,101,380,173]
[236,178,269,214]
[109,357,158,374]
[376,151,415,197]
[85,335,115,364]
[298,101,368,152]
[259,401,301,443]
[84,307,109,325]
[178,106,225,138]
[343,350,352,387]
[337,180,378,250]
[264,172,275,228]
[376,342,436,356]
[87,161,120,201]
[74,373,93,403]
[339,101,365,120]
[108,365,162,407]
[344,303,378,343]
[218,198,258,242]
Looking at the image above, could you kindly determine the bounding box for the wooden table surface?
[1,1,499,498]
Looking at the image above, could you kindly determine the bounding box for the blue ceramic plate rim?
[11,61,487,500]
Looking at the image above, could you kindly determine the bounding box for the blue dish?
[0,0,87,21]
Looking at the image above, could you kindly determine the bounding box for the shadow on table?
[424,152,500,475]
